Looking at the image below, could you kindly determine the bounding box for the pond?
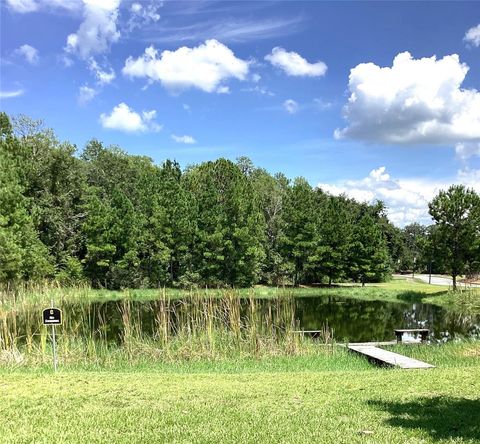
[294,297,480,342]
[50,296,480,344]
[5,295,480,347]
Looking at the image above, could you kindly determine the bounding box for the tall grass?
[0,289,335,368]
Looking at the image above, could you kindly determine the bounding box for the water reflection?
[7,296,480,345]
[294,297,480,342]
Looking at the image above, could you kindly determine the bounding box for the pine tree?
[429,185,480,289]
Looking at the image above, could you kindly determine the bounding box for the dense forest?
[1,112,479,289]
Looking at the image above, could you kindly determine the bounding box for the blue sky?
[1,0,480,226]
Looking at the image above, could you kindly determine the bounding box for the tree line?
[1,113,479,289]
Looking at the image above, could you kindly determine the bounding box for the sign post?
[42,303,62,372]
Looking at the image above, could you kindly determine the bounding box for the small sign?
[43,308,62,325]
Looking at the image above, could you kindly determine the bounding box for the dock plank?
[348,344,435,369]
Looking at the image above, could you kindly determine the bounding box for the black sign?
[43,308,62,325]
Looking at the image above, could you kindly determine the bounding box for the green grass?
[0,276,464,305]
[2,281,479,442]
[1,342,480,443]
[387,340,480,368]
[0,343,370,373]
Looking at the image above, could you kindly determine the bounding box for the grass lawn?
[2,279,479,442]
[1,342,480,443]
[1,275,467,304]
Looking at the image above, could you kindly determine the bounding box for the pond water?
[6,295,480,347]
[51,296,480,344]
[294,297,480,342]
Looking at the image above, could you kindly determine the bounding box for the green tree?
[7,115,87,280]
[312,194,354,285]
[428,185,480,289]
[185,159,265,287]
[0,113,52,282]
[250,168,290,285]
[401,223,428,275]
[346,205,391,285]
[144,160,197,287]
[281,178,318,286]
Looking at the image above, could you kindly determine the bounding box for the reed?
[0,289,326,368]
[454,289,480,313]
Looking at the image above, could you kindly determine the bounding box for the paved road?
[409,274,480,288]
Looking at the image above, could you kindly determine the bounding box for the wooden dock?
[348,344,435,369]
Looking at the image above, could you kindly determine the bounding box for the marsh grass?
[0,288,338,369]
[1,280,479,369]
[422,288,480,314]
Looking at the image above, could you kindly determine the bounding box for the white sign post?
[42,300,62,372]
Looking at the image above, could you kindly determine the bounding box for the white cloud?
[122,39,249,93]
[65,0,120,60]
[88,58,115,84]
[78,85,97,105]
[335,52,480,145]
[265,47,327,77]
[318,166,480,227]
[14,44,39,64]
[242,85,274,96]
[61,54,74,67]
[127,1,161,31]
[464,24,480,47]
[131,2,141,13]
[6,0,81,13]
[252,73,261,83]
[99,103,162,133]
[171,134,196,144]
[313,98,332,110]
[0,89,25,98]
[183,104,191,112]
[455,142,480,160]
[283,99,299,114]
[140,16,303,44]
[216,85,230,94]
[6,0,38,13]
[458,168,480,191]
[46,0,81,10]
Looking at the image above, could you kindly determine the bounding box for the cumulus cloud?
[265,47,327,77]
[99,103,162,133]
[65,0,120,60]
[335,52,480,145]
[14,44,39,64]
[464,24,480,47]
[318,166,480,226]
[0,89,25,99]
[78,85,97,105]
[88,59,115,84]
[171,134,196,144]
[283,99,299,114]
[122,39,249,93]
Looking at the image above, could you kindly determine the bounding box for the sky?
[1,0,480,227]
